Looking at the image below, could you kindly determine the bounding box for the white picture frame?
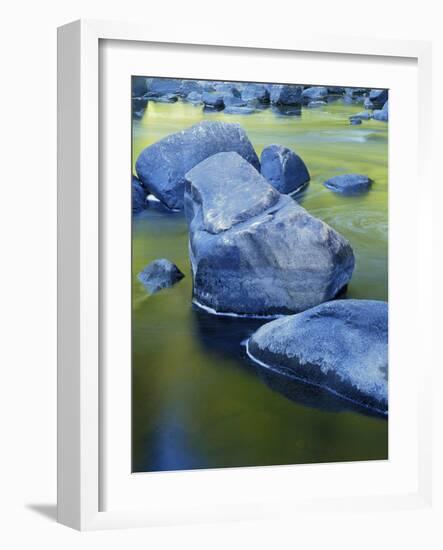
[57,19,436,532]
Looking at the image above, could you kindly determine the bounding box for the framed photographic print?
[57,19,436,532]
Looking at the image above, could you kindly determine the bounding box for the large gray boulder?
[260,144,310,194]
[269,85,303,105]
[135,121,260,210]
[137,258,184,294]
[184,152,354,316]
[247,299,388,414]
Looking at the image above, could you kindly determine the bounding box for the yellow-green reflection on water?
[132,99,388,472]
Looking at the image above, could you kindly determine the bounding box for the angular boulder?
[184,152,354,316]
[135,121,260,210]
[260,144,310,195]
[224,106,256,115]
[246,299,388,414]
[137,258,184,294]
[324,174,373,195]
[307,100,327,108]
[269,85,303,105]
[132,176,147,214]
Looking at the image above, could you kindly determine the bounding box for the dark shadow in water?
[271,104,302,117]
[192,305,385,420]
[26,504,57,522]
[254,366,387,419]
[192,305,265,366]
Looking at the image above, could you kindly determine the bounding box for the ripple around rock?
[247,299,388,414]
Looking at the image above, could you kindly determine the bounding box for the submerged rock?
[184,152,354,316]
[132,176,147,214]
[137,258,185,294]
[223,106,256,115]
[349,118,362,125]
[307,100,327,108]
[260,144,310,195]
[135,121,260,210]
[271,104,302,117]
[324,174,372,195]
[270,84,303,105]
[247,299,388,414]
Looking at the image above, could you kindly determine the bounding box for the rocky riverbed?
[132,80,388,472]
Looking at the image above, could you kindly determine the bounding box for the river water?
[132,98,388,472]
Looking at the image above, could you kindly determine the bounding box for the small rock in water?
[349,117,362,125]
[247,299,388,414]
[260,144,310,195]
[137,259,185,294]
[324,174,373,195]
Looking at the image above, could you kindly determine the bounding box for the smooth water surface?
[132,99,388,472]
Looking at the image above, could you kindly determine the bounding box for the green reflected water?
[132,99,388,472]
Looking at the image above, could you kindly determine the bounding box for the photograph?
[131,76,389,473]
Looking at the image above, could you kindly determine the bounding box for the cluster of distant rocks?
[132,77,389,122]
[133,119,388,415]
